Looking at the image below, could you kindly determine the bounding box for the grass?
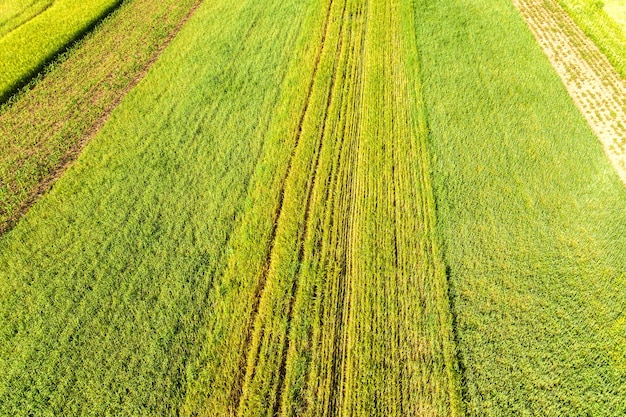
[0,0,199,234]
[413,0,626,414]
[0,0,122,101]
[183,0,461,415]
[556,0,626,79]
[0,0,315,414]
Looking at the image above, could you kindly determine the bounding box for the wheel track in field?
[329,1,367,413]
[514,0,626,184]
[281,0,367,412]
[229,0,337,409]
[269,0,351,412]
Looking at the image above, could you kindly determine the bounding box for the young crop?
[0,0,122,101]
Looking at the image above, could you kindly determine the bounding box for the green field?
[557,0,626,78]
[0,0,121,100]
[1,0,625,415]
[415,0,626,414]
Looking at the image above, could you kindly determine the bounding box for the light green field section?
[604,0,626,32]
[414,0,626,415]
[0,0,120,100]
[0,0,52,37]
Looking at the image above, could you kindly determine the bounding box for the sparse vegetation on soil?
[515,0,626,183]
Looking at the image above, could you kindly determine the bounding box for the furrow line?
[326,4,365,412]
[229,0,337,409]
[338,0,369,413]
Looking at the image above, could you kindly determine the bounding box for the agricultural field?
[0,0,122,100]
[0,0,52,37]
[0,0,625,415]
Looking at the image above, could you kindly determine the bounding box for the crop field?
[0,0,625,415]
[0,0,122,100]
[556,0,626,79]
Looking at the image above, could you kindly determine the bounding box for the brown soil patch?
[514,0,626,184]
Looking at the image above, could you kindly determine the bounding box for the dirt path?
[513,0,626,184]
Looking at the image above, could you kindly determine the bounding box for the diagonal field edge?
[0,0,204,238]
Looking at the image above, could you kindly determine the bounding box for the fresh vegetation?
[0,0,51,37]
[557,0,626,79]
[0,0,199,234]
[0,0,121,100]
[413,0,626,414]
[1,0,626,414]
[183,0,460,414]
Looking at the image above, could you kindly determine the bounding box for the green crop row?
[182,0,462,414]
[414,0,626,414]
[0,0,121,100]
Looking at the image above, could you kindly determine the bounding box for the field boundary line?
[0,0,204,238]
[514,0,626,185]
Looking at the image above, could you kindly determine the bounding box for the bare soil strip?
[513,0,626,184]
[0,0,202,236]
